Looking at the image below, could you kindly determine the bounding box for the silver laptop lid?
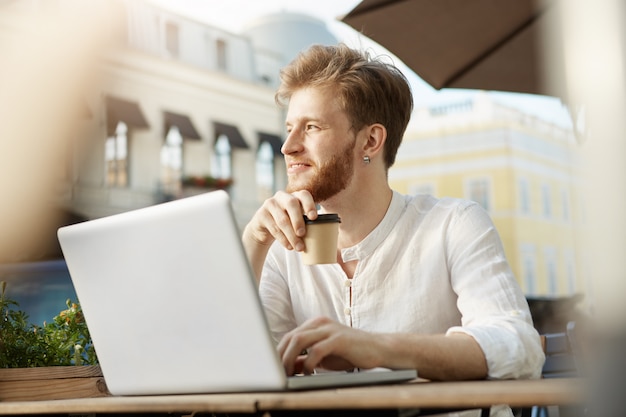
[58,190,286,395]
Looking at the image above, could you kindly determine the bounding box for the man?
[242,44,543,393]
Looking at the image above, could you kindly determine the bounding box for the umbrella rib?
[443,3,549,89]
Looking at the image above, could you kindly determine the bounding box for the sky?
[146,0,573,128]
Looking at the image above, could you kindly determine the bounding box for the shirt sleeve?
[444,200,545,379]
[258,243,298,345]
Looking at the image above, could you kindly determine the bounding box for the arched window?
[256,141,275,200]
[160,126,183,195]
[212,134,231,179]
[105,121,128,187]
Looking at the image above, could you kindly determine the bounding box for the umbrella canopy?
[342,0,556,96]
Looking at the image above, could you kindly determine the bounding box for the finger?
[293,355,307,375]
[277,317,331,356]
[260,193,304,251]
[250,202,293,249]
[300,337,338,374]
[267,207,300,251]
[274,192,308,245]
[277,333,306,376]
[279,328,329,376]
[296,340,354,374]
[277,190,316,242]
[291,190,317,222]
[278,318,338,375]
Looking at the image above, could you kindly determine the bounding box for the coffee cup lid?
[303,213,341,224]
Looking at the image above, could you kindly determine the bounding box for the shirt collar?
[340,190,407,262]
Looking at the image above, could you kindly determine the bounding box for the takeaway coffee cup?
[301,213,341,265]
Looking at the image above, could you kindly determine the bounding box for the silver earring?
[363,155,371,164]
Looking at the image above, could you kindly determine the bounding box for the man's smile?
[286,160,313,174]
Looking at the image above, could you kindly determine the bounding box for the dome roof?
[243,11,338,65]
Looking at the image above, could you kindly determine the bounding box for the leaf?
[0,282,98,368]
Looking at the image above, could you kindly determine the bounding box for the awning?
[258,132,283,156]
[106,96,149,136]
[164,111,201,140]
[213,121,249,149]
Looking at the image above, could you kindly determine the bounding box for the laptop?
[57,190,417,396]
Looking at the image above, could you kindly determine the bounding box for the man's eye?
[306,124,319,131]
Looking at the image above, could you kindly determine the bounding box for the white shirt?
[259,191,544,416]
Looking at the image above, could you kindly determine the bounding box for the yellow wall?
[390,121,583,297]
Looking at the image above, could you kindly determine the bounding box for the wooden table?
[0,378,585,416]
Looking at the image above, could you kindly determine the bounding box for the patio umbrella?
[341,0,558,96]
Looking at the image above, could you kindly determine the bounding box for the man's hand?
[277,317,489,381]
[242,190,317,282]
[277,316,382,376]
[246,190,317,251]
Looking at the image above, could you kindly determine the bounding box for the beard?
[286,138,355,203]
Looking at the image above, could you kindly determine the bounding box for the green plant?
[0,281,97,368]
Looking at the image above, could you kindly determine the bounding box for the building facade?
[389,93,584,298]
[58,0,291,227]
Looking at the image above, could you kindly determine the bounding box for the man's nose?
[281,130,303,155]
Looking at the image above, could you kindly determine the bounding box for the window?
[521,244,537,295]
[211,134,231,179]
[544,247,558,295]
[561,188,570,221]
[165,22,179,57]
[160,126,183,195]
[105,121,128,187]
[541,184,552,218]
[519,178,530,215]
[467,178,491,211]
[216,38,227,71]
[547,260,557,295]
[256,141,275,200]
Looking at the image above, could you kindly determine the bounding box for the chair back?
[540,330,578,378]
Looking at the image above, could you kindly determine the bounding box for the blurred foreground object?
[0,0,123,262]
[544,1,626,416]
[545,0,626,332]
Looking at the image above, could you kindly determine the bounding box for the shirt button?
[344,307,351,315]
[344,280,352,287]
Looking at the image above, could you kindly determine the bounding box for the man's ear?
[362,123,386,158]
